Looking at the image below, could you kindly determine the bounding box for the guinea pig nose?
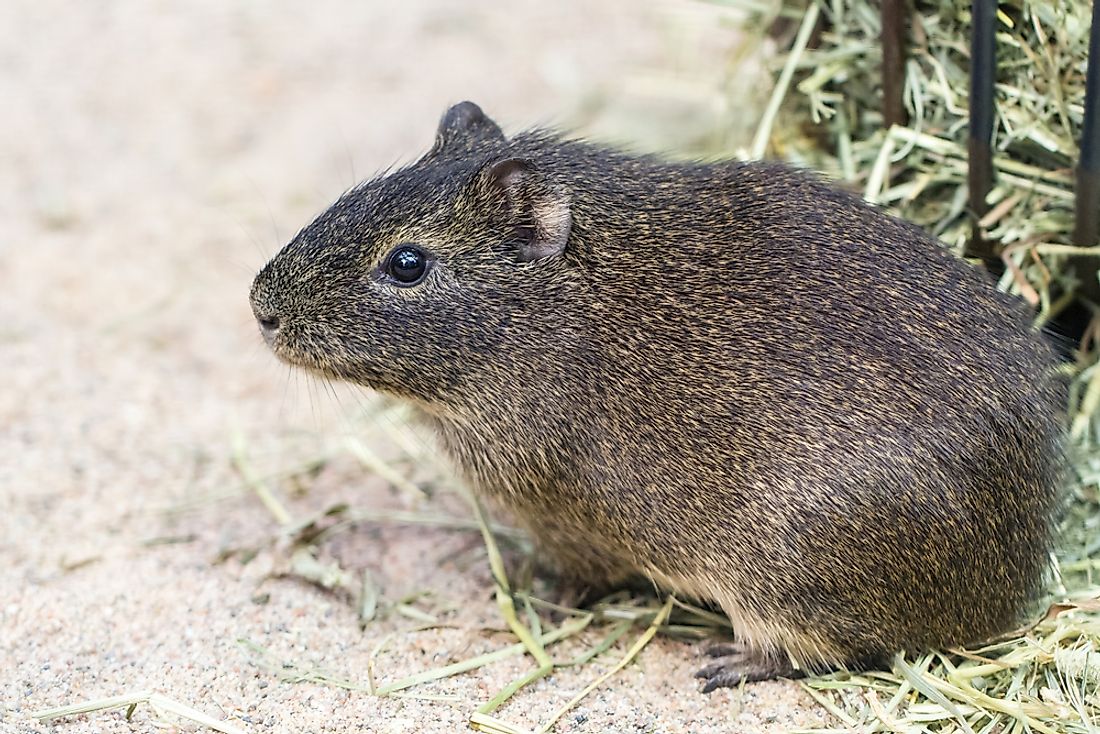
[255,312,281,341]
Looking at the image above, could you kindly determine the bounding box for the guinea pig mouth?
[261,325,384,387]
[251,314,332,370]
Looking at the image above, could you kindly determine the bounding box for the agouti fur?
[250,101,1065,689]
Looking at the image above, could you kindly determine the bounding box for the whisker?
[243,173,283,255]
[280,365,293,422]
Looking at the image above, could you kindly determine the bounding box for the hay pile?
[758,0,1088,255]
[722,0,1100,730]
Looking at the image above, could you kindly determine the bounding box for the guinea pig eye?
[385,245,429,285]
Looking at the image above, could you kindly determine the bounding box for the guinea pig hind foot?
[694,641,802,692]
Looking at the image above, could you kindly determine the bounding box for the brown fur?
[250,101,1065,676]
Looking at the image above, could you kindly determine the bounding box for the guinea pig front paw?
[694,641,800,693]
[549,579,614,613]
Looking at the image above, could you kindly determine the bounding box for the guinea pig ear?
[428,101,506,158]
[484,158,572,262]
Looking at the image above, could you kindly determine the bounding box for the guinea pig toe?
[696,666,749,693]
[702,641,746,658]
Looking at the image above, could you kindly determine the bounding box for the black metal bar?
[966,0,997,264]
[881,0,908,128]
[1075,0,1100,249]
[1046,3,1100,350]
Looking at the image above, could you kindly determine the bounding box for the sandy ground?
[0,2,829,732]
